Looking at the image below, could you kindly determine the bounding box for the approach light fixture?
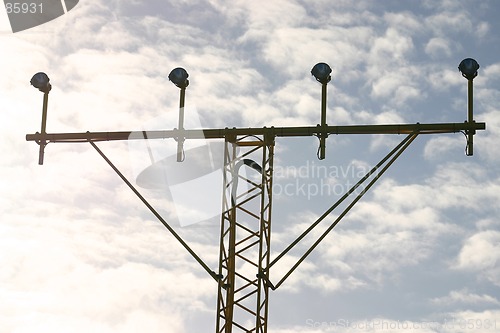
[458,58,480,156]
[24,59,487,332]
[30,72,51,93]
[169,67,189,161]
[311,62,332,84]
[311,62,332,160]
[459,58,480,80]
[169,67,189,89]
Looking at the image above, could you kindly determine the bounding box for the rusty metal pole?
[466,78,474,156]
[319,82,328,160]
[177,86,186,162]
[38,91,49,165]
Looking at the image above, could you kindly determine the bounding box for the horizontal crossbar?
[26,122,485,143]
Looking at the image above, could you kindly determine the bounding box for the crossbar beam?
[26,122,485,143]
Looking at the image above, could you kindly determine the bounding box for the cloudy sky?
[1,0,500,332]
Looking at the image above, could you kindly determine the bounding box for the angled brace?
[88,139,222,283]
[264,131,419,290]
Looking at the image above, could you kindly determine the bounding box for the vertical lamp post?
[168,67,190,162]
[30,72,52,165]
[458,58,480,156]
[311,62,332,160]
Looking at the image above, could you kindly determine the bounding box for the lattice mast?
[216,135,274,333]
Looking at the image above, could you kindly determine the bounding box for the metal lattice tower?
[26,60,485,332]
[216,135,274,332]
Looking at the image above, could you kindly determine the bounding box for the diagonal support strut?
[262,132,419,290]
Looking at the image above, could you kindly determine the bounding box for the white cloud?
[427,68,463,92]
[424,136,465,159]
[365,27,426,108]
[384,11,423,35]
[425,37,453,58]
[441,310,500,333]
[234,0,308,34]
[474,110,500,163]
[454,231,500,285]
[369,67,422,107]
[476,21,490,39]
[369,27,414,62]
[480,63,500,86]
[403,162,499,211]
[425,11,473,36]
[431,288,500,307]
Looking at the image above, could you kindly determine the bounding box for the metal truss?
[216,134,274,333]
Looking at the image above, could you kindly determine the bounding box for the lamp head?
[458,58,480,80]
[169,67,189,89]
[311,63,332,84]
[30,72,51,93]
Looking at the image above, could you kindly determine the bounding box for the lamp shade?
[458,58,480,80]
[30,72,52,93]
[169,67,190,88]
[311,63,332,84]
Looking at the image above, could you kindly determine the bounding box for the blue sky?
[1,1,500,332]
